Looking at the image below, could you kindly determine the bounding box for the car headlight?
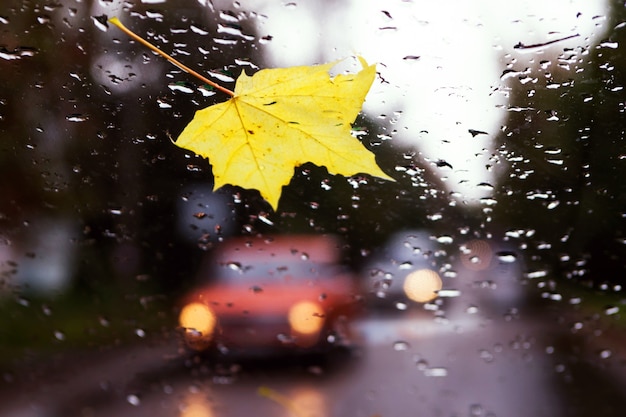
[288,301,325,336]
[403,269,443,303]
[179,302,217,339]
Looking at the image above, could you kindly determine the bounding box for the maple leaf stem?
[108,17,235,97]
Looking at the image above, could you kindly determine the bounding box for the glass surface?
[1,1,626,416]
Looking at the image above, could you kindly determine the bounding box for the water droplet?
[479,349,494,363]
[525,270,548,279]
[37,15,51,25]
[427,213,443,221]
[227,262,242,271]
[145,10,164,20]
[415,358,428,370]
[544,147,562,155]
[190,25,209,35]
[469,403,484,416]
[393,340,410,351]
[217,23,255,41]
[92,15,109,32]
[605,306,619,315]
[599,349,612,359]
[423,367,448,377]
[42,304,52,316]
[395,302,408,311]
[398,261,413,270]
[66,114,89,122]
[157,98,172,108]
[549,293,563,301]
[435,159,453,170]
[168,83,194,94]
[127,394,141,406]
[437,289,461,298]
[258,215,274,226]
[0,46,37,60]
[423,302,440,311]
[547,200,560,210]
[135,329,146,338]
[208,70,235,83]
[496,251,517,263]
[436,235,453,244]
[54,330,65,341]
[568,297,582,305]
[599,41,619,49]
[197,86,216,97]
[466,305,479,314]
[219,10,241,22]
[214,38,238,46]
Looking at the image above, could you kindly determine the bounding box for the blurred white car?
[362,230,449,311]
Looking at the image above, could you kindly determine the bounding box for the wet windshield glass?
[214,259,342,282]
[1,1,626,416]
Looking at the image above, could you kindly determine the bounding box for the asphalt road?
[2,264,626,417]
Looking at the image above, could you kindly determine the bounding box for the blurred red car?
[178,234,362,356]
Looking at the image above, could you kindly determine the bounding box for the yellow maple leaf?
[176,58,392,209]
[110,17,392,210]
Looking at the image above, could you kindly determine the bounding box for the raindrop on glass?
[393,340,410,351]
[92,15,109,32]
[436,235,453,244]
[415,358,428,370]
[66,114,89,122]
[227,262,242,271]
[424,367,448,377]
[479,349,494,363]
[496,251,517,263]
[127,394,141,406]
[466,305,479,314]
[469,403,484,416]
